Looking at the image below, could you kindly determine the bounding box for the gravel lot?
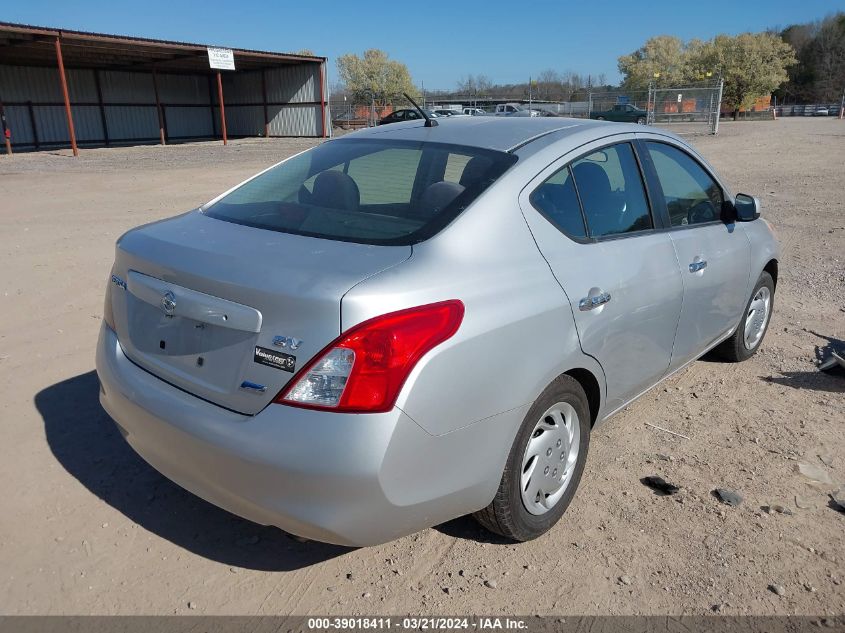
[0,118,843,616]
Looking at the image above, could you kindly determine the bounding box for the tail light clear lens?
[103,277,116,331]
[276,300,464,413]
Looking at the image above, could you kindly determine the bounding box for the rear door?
[637,138,751,370]
[520,137,683,413]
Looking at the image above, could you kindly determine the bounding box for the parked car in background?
[463,107,486,116]
[590,103,648,124]
[378,108,439,125]
[433,109,466,117]
[97,117,779,547]
[490,103,540,117]
[815,106,830,116]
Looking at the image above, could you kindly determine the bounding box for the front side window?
[645,142,724,226]
[571,143,652,237]
[204,139,517,245]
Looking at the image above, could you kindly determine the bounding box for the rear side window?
[645,142,724,226]
[529,166,587,239]
[205,139,517,245]
[572,143,652,237]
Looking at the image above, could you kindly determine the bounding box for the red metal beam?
[0,101,12,155]
[54,36,78,156]
[319,61,326,139]
[216,71,227,145]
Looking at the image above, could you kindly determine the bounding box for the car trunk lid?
[109,211,411,414]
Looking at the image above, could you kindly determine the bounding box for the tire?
[473,375,591,542]
[714,271,774,362]
[596,116,605,120]
[636,116,646,125]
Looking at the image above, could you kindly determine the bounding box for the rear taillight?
[275,300,464,413]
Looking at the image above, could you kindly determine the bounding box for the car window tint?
[646,142,724,226]
[205,139,517,245]
[347,148,422,205]
[443,153,472,183]
[530,165,587,239]
[571,143,652,237]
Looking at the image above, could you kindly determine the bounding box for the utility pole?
[528,76,532,113]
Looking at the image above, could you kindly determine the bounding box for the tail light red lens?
[275,300,464,413]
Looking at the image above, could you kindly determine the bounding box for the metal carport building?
[0,22,329,155]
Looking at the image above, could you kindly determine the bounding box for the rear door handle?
[689,259,708,273]
[579,291,612,311]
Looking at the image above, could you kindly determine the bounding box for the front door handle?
[689,259,708,273]
[579,290,612,311]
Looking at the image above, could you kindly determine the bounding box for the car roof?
[340,116,629,154]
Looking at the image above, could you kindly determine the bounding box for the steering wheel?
[688,200,716,224]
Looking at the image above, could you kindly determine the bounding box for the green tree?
[619,32,796,120]
[617,35,689,90]
[336,49,417,105]
[694,33,796,119]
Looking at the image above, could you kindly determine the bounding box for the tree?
[293,48,315,56]
[619,32,796,120]
[535,69,562,100]
[336,49,417,105]
[694,33,796,119]
[618,35,689,90]
[457,74,492,97]
[778,14,845,103]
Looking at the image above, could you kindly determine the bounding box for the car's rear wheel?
[596,116,605,120]
[473,375,590,541]
[636,116,646,125]
[715,271,774,362]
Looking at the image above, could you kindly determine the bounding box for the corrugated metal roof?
[0,21,324,74]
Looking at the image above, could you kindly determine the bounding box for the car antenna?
[404,92,437,127]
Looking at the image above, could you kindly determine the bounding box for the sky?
[5,0,845,89]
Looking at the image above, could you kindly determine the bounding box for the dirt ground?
[0,118,843,616]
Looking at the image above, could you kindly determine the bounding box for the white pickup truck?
[488,103,541,117]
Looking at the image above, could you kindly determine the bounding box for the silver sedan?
[97,116,779,546]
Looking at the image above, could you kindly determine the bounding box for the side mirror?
[734,193,761,222]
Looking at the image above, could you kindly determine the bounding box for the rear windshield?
[204,138,517,245]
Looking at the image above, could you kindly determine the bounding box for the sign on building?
[207,47,235,71]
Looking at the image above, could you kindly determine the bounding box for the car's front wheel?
[636,116,646,125]
[715,271,774,362]
[473,375,590,541]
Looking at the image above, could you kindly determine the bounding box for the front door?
[520,139,684,413]
[638,139,751,370]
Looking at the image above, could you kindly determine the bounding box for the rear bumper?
[95,324,520,546]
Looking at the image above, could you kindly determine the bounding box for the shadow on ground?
[765,331,845,392]
[35,370,349,571]
[433,515,512,544]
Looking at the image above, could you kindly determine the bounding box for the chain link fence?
[647,80,724,136]
[329,101,394,130]
[330,80,726,135]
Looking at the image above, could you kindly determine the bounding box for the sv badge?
[272,335,302,350]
